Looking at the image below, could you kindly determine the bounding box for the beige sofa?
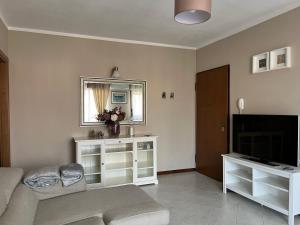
[0,168,169,225]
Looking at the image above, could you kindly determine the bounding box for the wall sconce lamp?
[111,66,120,79]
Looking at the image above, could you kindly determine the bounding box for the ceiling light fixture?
[175,0,212,25]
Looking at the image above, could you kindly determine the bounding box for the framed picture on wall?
[270,47,291,70]
[252,52,270,74]
[111,91,127,104]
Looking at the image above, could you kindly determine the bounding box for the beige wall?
[0,18,7,55]
[10,5,298,171]
[8,31,196,171]
[197,7,300,150]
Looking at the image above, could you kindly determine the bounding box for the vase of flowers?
[97,107,126,136]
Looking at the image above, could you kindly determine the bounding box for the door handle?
[220,123,226,132]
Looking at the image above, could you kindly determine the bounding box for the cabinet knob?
[119,141,122,143]
[135,160,138,163]
[102,163,104,166]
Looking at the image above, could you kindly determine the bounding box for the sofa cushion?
[33,179,87,200]
[103,201,170,225]
[0,184,38,225]
[0,168,24,216]
[34,189,103,225]
[66,217,105,225]
[34,185,168,225]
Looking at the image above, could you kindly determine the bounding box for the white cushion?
[34,185,169,225]
[103,201,170,225]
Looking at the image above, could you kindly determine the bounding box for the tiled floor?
[141,172,298,225]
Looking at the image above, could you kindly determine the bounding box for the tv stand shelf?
[223,153,300,225]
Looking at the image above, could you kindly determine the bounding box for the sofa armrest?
[0,168,24,216]
[0,184,38,225]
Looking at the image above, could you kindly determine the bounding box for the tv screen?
[232,114,299,167]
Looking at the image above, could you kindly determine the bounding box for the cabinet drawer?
[105,139,133,145]
[134,136,157,142]
[78,141,103,147]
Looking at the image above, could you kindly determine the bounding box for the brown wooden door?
[0,50,10,167]
[196,65,229,181]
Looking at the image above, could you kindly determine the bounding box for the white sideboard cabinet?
[74,135,158,189]
[223,154,300,225]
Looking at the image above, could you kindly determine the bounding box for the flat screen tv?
[232,114,299,167]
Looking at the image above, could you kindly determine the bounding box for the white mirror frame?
[80,77,147,127]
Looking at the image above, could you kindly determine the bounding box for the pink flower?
[111,114,118,122]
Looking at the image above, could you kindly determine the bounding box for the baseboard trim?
[158,168,196,175]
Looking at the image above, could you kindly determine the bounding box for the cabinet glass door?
[78,143,103,187]
[135,140,156,181]
[103,141,134,187]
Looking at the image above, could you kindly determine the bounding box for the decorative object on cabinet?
[88,129,96,138]
[88,129,104,139]
[111,66,120,79]
[81,77,146,126]
[107,123,120,137]
[223,154,300,225]
[74,135,158,189]
[97,131,104,138]
[97,107,125,137]
[129,126,134,137]
[252,52,270,74]
[270,47,291,71]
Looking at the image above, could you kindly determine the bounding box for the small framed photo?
[111,91,127,104]
[252,52,270,74]
[270,47,291,70]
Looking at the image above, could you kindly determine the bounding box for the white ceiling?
[0,0,300,49]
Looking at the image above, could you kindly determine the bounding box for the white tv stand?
[223,154,300,225]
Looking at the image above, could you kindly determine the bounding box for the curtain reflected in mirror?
[81,78,146,126]
[131,84,143,121]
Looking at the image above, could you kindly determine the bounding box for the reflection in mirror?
[81,78,146,126]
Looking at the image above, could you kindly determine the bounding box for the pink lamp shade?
[175,0,212,25]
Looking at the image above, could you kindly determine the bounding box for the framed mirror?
[81,77,146,126]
